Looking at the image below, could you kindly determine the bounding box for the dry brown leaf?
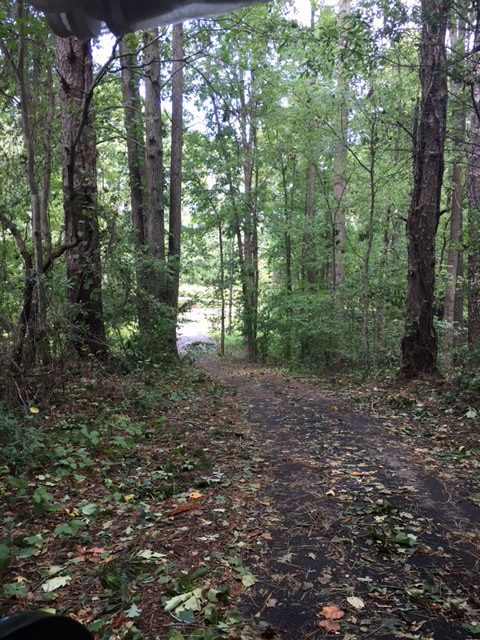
[266,598,278,608]
[319,619,341,633]
[321,605,345,620]
[166,502,199,518]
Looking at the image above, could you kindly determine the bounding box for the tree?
[401,0,450,376]
[332,0,350,301]
[467,3,480,354]
[443,12,466,367]
[119,34,148,332]
[165,24,185,354]
[144,28,166,305]
[56,36,107,356]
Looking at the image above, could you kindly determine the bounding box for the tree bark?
[468,96,480,349]
[119,35,148,332]
[305,161,316,287]
[13,1,48,366]
[443,16,466,368]
[363,115,377,370]
[144,29,166,301]
[401,0,450,375]
[166,23,184,353]
[332,0,350,299]
[40,62,54,258]
[56,36,107,357]
[218,220,226,357]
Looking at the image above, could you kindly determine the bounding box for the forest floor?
[1,356,479,640]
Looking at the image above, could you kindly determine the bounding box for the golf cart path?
[201,358,480,640]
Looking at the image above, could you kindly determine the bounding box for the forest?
[0,0,479,639]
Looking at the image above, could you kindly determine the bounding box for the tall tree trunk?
[443,16,466,368]
[363,115,377,370]
[242,136,258,361]
[40,62,54,258]
[332,0,350,300]
[166,23,184,353]
[468,102,480,349]
[15,2,46,367]
[239,72,259,361]
[218,220,226,357]
[228,238,234,335]
[281,158,294,360]
[119,36,148,334]
[144,29,166,301]
[467,5,480,353]
[401,0,449,376]
[305,161,316,287]
[56,36,107,357]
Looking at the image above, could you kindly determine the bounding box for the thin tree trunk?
[40,62,54,258]
[468,95,480,348]
[305,161,316,286]
[166,23,184,353]
[218,220,226,357]
[467,6,480,351]
[443,17,466,368]
[281,159,294,360]
[228,238,234,335]
[144,29,166,301]
[239,78,259,361]
[14,2,47,366]
[119,36,148,333]
[401,0,449,375]
[332,0,350,300]
[363,116,377,370]
[56,36,107,357]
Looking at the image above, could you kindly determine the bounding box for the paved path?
[203,358,480,640]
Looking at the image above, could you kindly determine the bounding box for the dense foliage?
[0,0,479,403]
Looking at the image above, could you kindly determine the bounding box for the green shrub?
[0,403,48,473]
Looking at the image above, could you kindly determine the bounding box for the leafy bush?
[0,403,48,473]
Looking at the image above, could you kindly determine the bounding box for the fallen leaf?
[88,547,104,555]
[125,603,141,619]
[124,494,135,503]
[29,407,40,415]
[321,605,345,620]
[319,620,341,633]
[241,572,257,587]
[41,576,71,593]
[266,598,278,608]
[188,491,203,500]
[278,552,293,563]
[166,502,199,518]
[347,596,365,610]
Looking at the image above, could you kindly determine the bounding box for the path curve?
[202,357,480,640]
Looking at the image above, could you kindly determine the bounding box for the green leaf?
[207,588,220,603]
[2,583,28,597]
[164,593,191,612]
[41,575,71,592]
[241,572,256,588]
[137,549,166,560]
[81,503,98,517]
[125,603,142,619]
